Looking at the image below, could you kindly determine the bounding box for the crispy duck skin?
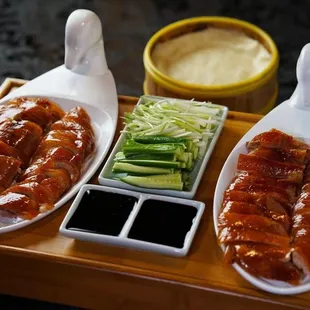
[292,181,310,275]
[34,98,65,122]
[58,106,93,134]
[0,98,52,129]
[0,192,39,219]
[0,119,43,167]
[0,97,65,129]
[224,190,292,214]
[220,201,290,231]
[24,169,72,203]
[229,175,296,205]
[22,157,80,183]
[225,244,301,284]
[2,181,53,212]
[218,227,291,248]
[227,182,294,203]
[237,154,304,183]
[246,129,309,151]
[224,244,291,264]
[30,146,82,168]
[249,147,307,165]
[51,119,94,139]
[0,155,21,193]
[218,213,289,235]
[0,140,21,160]
[233,171,299,186]
[35,129,92,160]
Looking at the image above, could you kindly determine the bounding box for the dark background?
[1,0,310,105]
[0,0,309,309]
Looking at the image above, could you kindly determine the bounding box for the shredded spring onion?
[122,98,223,156]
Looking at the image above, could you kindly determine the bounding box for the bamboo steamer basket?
[143,17,279,114]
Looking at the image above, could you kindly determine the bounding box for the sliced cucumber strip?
[119,174,183,191]
[117,159,180,169]
[112,162,173,175]
[133,136,188,144]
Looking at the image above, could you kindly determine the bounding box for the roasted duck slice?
[231,172,297,201]
[0,98,52,129]
[225,244,301,284]
[0,192,39,219]
[224,190,291,214]
[30,147,80,168]
[221,200,261,215]
[36,129,91,160]
[292,242,310,275]
[34,98,65,122]
[2,181,53,212]
[0,140,21,160]
[51,119,95,140]
[23,157,80,183]
[220,201,290,231]
[227,182,294,203]
[237,154,304,183]
[218,227,291,247]
[246,129,309,151]
[0,119,43,167]
[23,168,72,203]
[0,155,21,193]
[248,147,307,165]
[40,169,72,201]
[59,106,94,135]
[218,213,289,235]
[224,244,291,264]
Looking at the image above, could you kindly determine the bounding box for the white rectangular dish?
[98,95,228,199]
[59,184,205,257]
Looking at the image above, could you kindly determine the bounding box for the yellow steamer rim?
[143,16,279,114]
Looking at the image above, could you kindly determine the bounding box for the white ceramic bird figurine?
[289,43,310,110]
[0,9,118,119]
[65,9,109,76]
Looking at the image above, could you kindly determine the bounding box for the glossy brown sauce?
[128,199,197,248]
[66,190,137,236]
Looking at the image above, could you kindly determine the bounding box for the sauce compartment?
[128,199,198,248]
[65,190,138,236]
[59,185,205,256]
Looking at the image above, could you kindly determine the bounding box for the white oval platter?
[0,94,117,234]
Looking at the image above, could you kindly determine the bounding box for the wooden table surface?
[0,78,309,310]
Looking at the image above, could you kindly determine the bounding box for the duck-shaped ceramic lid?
[0,10,118,234]
[65,9,109,76]
[290,43,310,110]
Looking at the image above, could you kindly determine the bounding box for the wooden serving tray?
[0,78,307,310]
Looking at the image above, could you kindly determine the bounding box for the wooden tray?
[0,78,307,310]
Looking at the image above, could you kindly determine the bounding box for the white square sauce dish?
[59,184,205,257]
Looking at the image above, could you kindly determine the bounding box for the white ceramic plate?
[59,184,205,256]
[213,100,310,295]
[0,95,117,234]
[99,95,228,199]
